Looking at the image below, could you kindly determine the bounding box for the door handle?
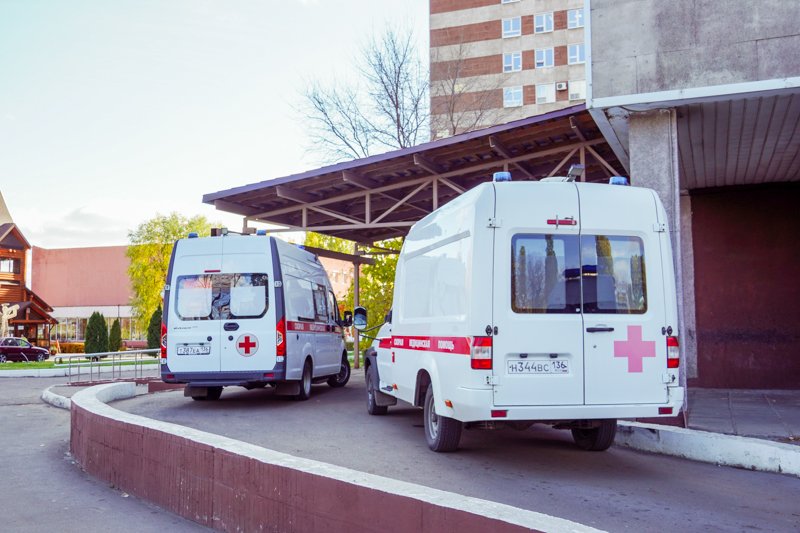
[586,327,615,333]
[224,322,239,331]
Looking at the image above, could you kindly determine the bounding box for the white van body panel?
[162,235,346,390]
[372,180,684,423]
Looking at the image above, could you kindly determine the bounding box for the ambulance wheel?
[366,369,387,416]
[327,355,351,388]
[571,419,617,451]
[295,360,313,401]
[423,384,462,452]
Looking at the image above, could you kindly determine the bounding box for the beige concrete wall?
[590,0,800,99]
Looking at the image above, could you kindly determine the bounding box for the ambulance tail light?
[471,336,492,370]
[667,336,679,368]
[276,317,286,357]
[160,322,167,359]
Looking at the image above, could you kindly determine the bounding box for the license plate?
[176,344,211,356]
[507,359,569,374]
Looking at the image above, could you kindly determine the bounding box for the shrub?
[85,312,109,354]
[147,307,162,349]
[57,342,85,354]
[109,318,122,352]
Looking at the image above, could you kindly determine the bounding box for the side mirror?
[353,306,368,330]
[342,310,353,328]
[384,308,392,324]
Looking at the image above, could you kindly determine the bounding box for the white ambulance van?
[161,232,353,401]
[364,174,684,452]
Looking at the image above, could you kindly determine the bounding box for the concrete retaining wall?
[70,383,600,533]
[617,422,800,477]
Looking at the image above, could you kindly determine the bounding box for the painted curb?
[41,385,71,409]
[616,421,800,477]
[0,368,68,378]
[72,382,605,533]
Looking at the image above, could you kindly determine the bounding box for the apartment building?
[430,0,586,139]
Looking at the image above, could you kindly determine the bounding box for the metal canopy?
[203,104,623,245]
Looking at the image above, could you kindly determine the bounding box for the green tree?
[108,318,122,352]
[147,307,162,350]
[127,213,213,331]
[303,233,401,358]
[85,312,109,354]
[303,232,354,254]
[345,239,402,354]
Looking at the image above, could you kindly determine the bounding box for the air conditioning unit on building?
[556,82,568,91]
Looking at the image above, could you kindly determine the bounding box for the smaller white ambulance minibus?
[161,231,353,401]
[364,173,684,452]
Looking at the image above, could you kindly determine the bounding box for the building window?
[0,258,20,274]
[504,86,523,107]
[568,43,586,64]
[535,48,554,68]
[502,17,521,38]
[536,83,556,104]
[503,52,522,72]
[534,12,554,33]
[568,8,584,29]
[569,80,587,100]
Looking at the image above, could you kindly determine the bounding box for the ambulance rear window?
[580,236,647,314]
[511,235,581,314]
[175,273,268,320]
[511,234,647,314]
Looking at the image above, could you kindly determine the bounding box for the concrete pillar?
[679,193,698,380]
[628,109,698,393]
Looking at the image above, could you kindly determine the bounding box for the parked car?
[0,337,50,363]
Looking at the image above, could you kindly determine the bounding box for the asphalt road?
[0,377,207,533]
[115,369,800,533]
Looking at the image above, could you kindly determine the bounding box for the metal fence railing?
[53,349,160,384]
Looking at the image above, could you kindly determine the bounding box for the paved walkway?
[0,377,207,533]
[687,388,800,445]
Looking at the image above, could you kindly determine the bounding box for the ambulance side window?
[580,235,647,314]
[327,290,339,324]
[511,235,581,313]
[285,276,315,321]
[312,284,328,322]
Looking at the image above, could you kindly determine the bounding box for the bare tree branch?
[300,25,429,164]
[430,40,510,139]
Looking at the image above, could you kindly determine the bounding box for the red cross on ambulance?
[237,334,258,357]
[613,325,656,373]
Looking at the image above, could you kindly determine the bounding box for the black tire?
[423,383,462,452]
[327,354,351,388]
[295,360,312,401]
[0,354,6,363]
[572,419,617,451]
[191,386,223,401]
[36,353,46,362]
[366,367,388,416]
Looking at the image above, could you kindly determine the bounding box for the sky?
[0,0,429,248]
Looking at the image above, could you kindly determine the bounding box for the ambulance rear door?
[491,182,586,406]
[167,237,224,373]
[579,184,669,405]
[219,236,277,373]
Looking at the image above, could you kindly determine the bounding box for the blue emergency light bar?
[493,171,512,182]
